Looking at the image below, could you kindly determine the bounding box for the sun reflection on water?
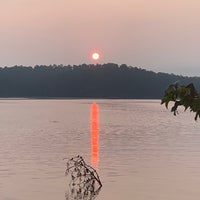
[90,102,99,169]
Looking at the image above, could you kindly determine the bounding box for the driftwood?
[64,155,102,200]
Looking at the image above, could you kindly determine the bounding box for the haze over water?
[1,99,200,200]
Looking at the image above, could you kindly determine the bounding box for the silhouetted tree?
[0,64,199,98]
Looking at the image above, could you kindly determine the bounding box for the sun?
[90,50,102,62]
[92,53,100,60]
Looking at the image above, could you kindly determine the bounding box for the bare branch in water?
[64,155,102,200]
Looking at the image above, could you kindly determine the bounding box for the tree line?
[0,63,199,98]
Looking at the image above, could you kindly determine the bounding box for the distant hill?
[0,63,200,98]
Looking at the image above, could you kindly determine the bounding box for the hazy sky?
[1,0,200,76]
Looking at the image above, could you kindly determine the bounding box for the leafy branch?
[161,83,200,120]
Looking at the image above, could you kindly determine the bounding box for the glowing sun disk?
[92,52,100,60]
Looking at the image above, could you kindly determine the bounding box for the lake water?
[1,99,200,200]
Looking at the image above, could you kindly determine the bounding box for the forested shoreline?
[0,63,199,98]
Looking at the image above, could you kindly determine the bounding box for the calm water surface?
[0,99,200,200]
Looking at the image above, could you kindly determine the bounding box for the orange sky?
[1,0,200,75]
